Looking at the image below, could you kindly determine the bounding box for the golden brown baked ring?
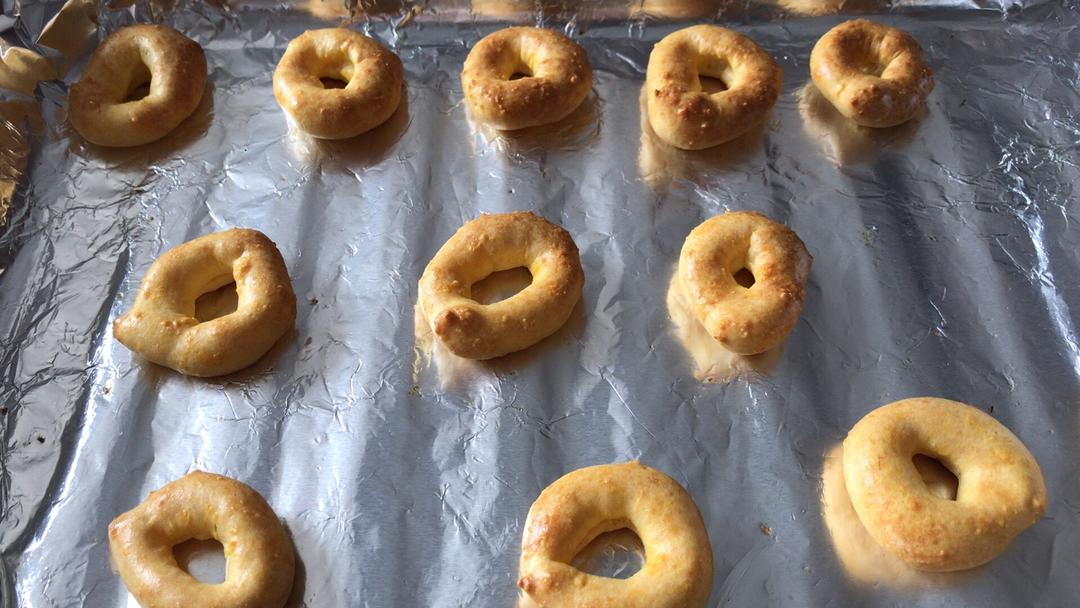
[678,211,811,355]
[418,211,583,360]
[810,19,934,128]
[517,461,714,607]
[69,25,206,147]
[631,0,722,18]
[646,25,782,150]
[113,228,296,377]
[468,0,539,17]
[844,397,1047,571]
[273,28,404,139]
[461,27,592,130]
[109,471,295,608]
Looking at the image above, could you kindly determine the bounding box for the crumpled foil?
[2,0,1080,606]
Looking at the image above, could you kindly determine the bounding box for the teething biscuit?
[68,24,206,147]
[843,397,1047,571]
[274,28,404,139]
[462,27,592,130]
[646,25,782,150]
[678,211,811,355]
[518,462,714,607]
[113,228,296,377]
[810,19,933,128]
[109,471,295,608]
[418,211,583,360]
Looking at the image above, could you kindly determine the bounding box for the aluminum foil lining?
[2,0,1080,606]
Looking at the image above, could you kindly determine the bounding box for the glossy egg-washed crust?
[69,24,206,147]
[418,211,583,360]
[844,397,1047,571]
[678,211,812,355]
[108,471,295,608]
[461,27,592,130]
[518,461,714,607]
[810,19,934,128]
[273,28,404,139]
[645,25,782,150]
[113,228,296,377]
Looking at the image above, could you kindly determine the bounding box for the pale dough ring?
[843,397,1047,571]
[461,26,593,130]
[108,471,295,608]
[810,19,934,128]
[113,228,296,377]
[517,461,714,608]
[418,211,584,360]
[645,25,782,150]
[273,28,404,140]
[678,211,812,355]
[68,24,207,147]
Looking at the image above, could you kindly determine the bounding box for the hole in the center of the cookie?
[508,63,533,81]
[173,538,226,584]
[125,81,152,102]
[470,267,533,304]
[194,282,239,322]
[913,454,959,500]
[123,61,153,102]
[320,77,349,89]
[699,75,728,94]
[854,54,887,77]
[733,267,755,289]
[572,528,645,580]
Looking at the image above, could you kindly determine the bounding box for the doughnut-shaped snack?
[273,28,404,139]
[810,19,934,128]
[518,462,714,607]
[678,211,811,355]
[69,25,206,147]
[109,471,295,608]
[844,397,1047,571]
[113,228,296,377]
[646,25,782,150]
[461,27,592,130]
[632,0,722,19]
[418,212,583,360]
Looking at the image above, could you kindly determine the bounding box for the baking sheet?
[3,0,1080,606]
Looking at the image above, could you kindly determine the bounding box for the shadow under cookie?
[820,443,977,591]
[414,268,586,392]
[638,84,768,192]
[665,269,783,384]
[284,91,411,170]
[797,81,924,167]
[467,91,602,158]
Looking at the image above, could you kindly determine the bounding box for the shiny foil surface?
[2,0,1080,606]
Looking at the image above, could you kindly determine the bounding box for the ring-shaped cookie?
[418,211,583,360]
[461,27,592,130]
[109,471,295,608]
[810,19,934,128]
[517,462,714,607]
[843,397,1047,571]
[646,25,782,150]
[69,24,207,147]
[113,228,297,377]
[678,211,811,355]
[273,28,404,140]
